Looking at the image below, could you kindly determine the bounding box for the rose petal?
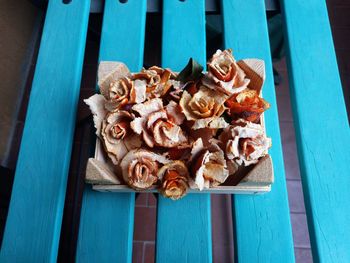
[131,79,147,104]
[147,110,168,129]
[84,94,107,136]
[132,98,163,117]
[165,101,185,125]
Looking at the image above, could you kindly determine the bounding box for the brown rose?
[203,49,249,95]
[131,99,188,148]
[132,66,177,99]
[105,77,146,111]
[101,110,142,165]
[225,89,270,122]
[189,139,229,190]
[120,149,169,190]
[219,119,271,166]
[180,86,228,129]
[158,161,189,200]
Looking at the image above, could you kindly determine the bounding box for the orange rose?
[225,89,270,122]
[158,161,189,200]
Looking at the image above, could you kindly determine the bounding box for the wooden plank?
[281,1,350,261]
[75,0,147,262]
[221,0,295,262]
[156,1,212,262]
[0,1,90,261]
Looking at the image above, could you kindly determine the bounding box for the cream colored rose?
[219,119,271,166]
[120,149,169,190]
[203,49,249,95]
[180,86,228,129]
[131,99,188,148]
[189,139,229,190]
[101,110,142,165]
[158,161,189,200]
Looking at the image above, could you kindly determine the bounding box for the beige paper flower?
[158,161,189,200]
[120,149,169,190]
[189,139,229,190]
[219,119,271,166]
[203,49,249,95]
[180,86,229,129]
[131,99,188,148]
[101,110,142,165]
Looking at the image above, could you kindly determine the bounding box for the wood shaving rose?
[158,161,189,200]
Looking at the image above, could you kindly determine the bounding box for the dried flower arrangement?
[85,49,272,200]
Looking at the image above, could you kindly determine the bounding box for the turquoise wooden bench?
[1,0,349,262]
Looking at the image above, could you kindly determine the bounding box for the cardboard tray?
[85,59,274,194]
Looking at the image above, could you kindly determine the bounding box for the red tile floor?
[1,1,349,262]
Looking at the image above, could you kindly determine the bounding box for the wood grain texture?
[281,0,350,261]
[221,0,295,262]
[0,1,90,262]
[75,0,147,262]
[156,1,212,262]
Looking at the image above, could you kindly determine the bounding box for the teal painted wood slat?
[0,1,90,262]
[281,1,350,261]
[156,1,212,262]
[75,0,147,262]
[221,1,295,262]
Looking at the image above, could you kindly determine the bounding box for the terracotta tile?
[291,213,311,249]
[275,69,290,95]
[280,122,301,180]
[144,242,155,263]
[132,241,144,263]
[286,180,306,213]
[276,93,294,122]
[211,194,234,262]
[295,248,313,263]
[133,207,156,241]
[147,193,157,207]
[136,193,148,207]
[273,58,288,72]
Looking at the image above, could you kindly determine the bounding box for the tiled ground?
[1,1,349,262]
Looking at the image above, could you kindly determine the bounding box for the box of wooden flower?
[85,49,274,199]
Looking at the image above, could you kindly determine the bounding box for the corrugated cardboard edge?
[86,158,121,185]
[237,58,265,94]
[237,155,274,187]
